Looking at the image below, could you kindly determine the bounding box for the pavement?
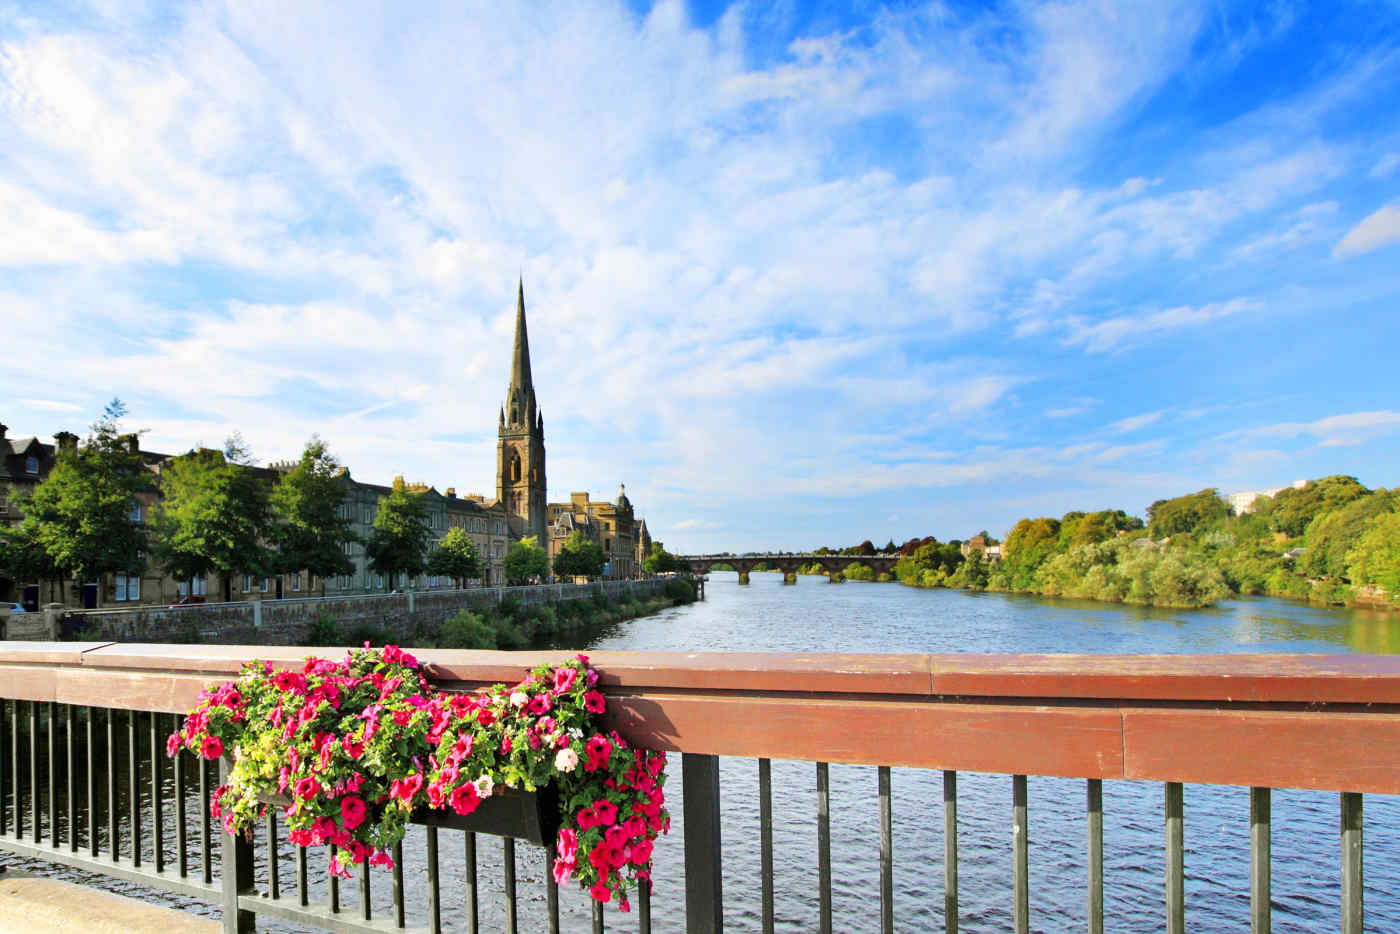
[0,871,218,934]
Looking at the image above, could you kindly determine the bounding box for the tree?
[1302,490,1397,579]
[1347,511,1400,603]
[150,445,269,590]
[0,515,62,597]
[426,527,484,587]
[503,536,549,585]
[365,477,432,590]
[1147,490,1229,539]
[1270,476,1370,539]
[24,400,148,591]
[268,438,356,582]
[553,530,606,580]
[1001,517,1061,591]
[643,542,688,574]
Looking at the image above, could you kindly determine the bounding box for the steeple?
[510,277,534,402]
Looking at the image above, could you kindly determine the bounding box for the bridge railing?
[2,643,1399,932]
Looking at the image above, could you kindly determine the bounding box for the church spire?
[510,277,533,399]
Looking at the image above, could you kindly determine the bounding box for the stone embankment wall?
[46,579,675,645]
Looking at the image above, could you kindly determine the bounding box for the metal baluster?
[129,710,140,867]
[943,770,958,934]
[683,753,723,934]
[592,900,604,934]
[328,845,340,913]
[546,838,560,934]
[175,723,188,877]
[1013,775,1028,934]
[359,856,371,920]
[1165,782,1184,934]
[392,841,405,929]
[639,872,652,934]
[426,826,441,934]
[296,842,308,907]
[879,766,893,934]
[817,761,832,934]
[759,758,774,934]
[29,701,38,844]
[109,709,119,861]
[66,705,76,852]
[10,700,20,839]
[219,759,255,933]
[465,831,479,934]
[150,711,163,873]
[1088,779,1103,934]
[503,836,517,934]
[1251,787,1270,934]
[1341,792,1363,934]
[267,811,279,900]
[0,700,8,838]
[86,706,97,857]
[47,701,57,847]
[199,756,212,884]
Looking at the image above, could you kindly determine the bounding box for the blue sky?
[1,0,1398,553]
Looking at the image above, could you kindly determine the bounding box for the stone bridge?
[683,553,901,584]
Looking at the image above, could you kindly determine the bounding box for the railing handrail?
[2,642,1400,793]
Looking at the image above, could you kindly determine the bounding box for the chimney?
[54,431,78,451]
[0,423,7,440]
[446,487,456,499]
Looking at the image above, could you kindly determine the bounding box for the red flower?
[593,799,618,826]
[448,782,480,816]
[293,776,322,801]
[165,732,181,758]
[340,796,368,831]
[588,843,614,871]
[584,735,613,771]
[390,772,423,804]
[632,838,654,864]
[552,667,578,694]
[589,880,612,903]
[583,691,606,714]
[200,736,223,759]
[342,733,365,759]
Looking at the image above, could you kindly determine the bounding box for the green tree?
[365,477,432,590]
[553,529,606,580]
[1001,517,1061,590]
[1269,475,1370,538]
[150,444,269,589]
[1147,490,1228,538]
[268,438,356,581]
[1346,511,1400,603]
[0,515,62,597]
[24,400,148,592]
[425,527,484,587]
[503,536,549,585]
[642,542,688,574]
[1302,490,1397,579]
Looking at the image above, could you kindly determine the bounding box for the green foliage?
[440,610,499,649]
[1058,510,1142,548]
[151,445,269,582]
[947,551,989,591]
[268,438,356,580]
[664,578,697,603]
[0,515,61,589]
[503,536,549,585]
[1001,518,1061,591]
[1269,475,1370,538]
[643,542,689,574]
[843,562,875,581]
[365,477,432,589]
[1147,489,1228,539]
[426,527,484,586]
[553,529,606,580]
[24,400,148,583]
[1033,540,1229,607]
[1347,511,1400,603]
[1302,490,1397,580]
[302,612,341,646]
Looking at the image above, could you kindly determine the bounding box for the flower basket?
[176,646,667,910]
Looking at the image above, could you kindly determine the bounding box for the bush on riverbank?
[433,587,688,650]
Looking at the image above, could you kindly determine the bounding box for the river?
[9,573,1400,932]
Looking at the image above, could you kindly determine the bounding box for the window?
[25,455,38,474]
[375,574,384,589]
[192,575,206,596]
[129,500,143,522]
[115,573,140,602]
[260,577,270,593]
[364,508,373,524]
[244,574,255,592]
[291,572,301,592]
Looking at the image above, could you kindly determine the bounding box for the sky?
[1,0,1398,554]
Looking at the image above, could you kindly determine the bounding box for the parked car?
[169,595,207,608]
[3,602,26,614]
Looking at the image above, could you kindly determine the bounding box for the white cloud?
[1373,152,1400,178]
[1108,411,1165,434]
[1239,410,1400,448]
[1062,298,1260,353]
[1333,203,1400,258]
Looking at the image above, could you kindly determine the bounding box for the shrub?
[440,611,497,649]
[303,613,339,646]
[664,579,696,603]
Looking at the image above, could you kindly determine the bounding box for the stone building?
[1,279,648,608]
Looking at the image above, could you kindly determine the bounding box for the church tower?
[497,279,547,544]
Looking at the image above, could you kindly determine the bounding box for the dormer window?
[25,455,38,474]
[129,500,143,522]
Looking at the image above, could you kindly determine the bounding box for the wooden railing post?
[218,759,255,934]
[683,752,723,933]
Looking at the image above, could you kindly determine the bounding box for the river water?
[10,573,1400,932]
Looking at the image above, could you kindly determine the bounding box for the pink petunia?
[200,735,223,759]
[592,799,618,827]
[552,667,578,694]
[340,795,368,831]
[589,880,612,903]
[448,781,480,816]
[583,691,606,714]
[165,732,181,758]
